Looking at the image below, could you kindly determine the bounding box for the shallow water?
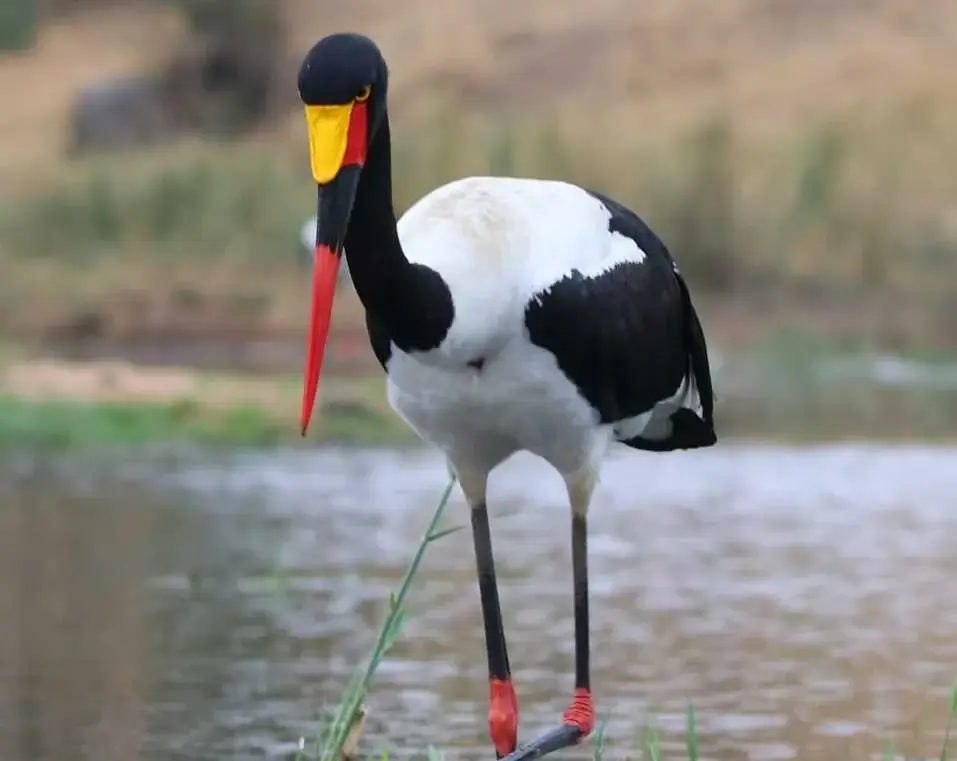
[2,443,957,761]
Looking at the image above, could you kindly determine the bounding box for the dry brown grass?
[280,0,957,140]
[1,0,956,358]
[5,0,957,178]
[0,354,394,421]
[0,2,183,185]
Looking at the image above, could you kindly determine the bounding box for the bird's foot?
[497,688,594,761]
[489,677,519,759]
[561,688,595,735]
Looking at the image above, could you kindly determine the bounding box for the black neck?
[343,117,404,308]
[343,116,454,352]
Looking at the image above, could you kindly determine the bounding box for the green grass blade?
[883,739,896,761]
[685,702,699,761]
[427,523,466,542]
[645,720,661,761]
[381,609,410,653]
[318,669,365,760]
[316,474,458,761]
[592,717,608,761]
[940,681,957,761]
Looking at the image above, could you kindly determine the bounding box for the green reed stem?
[309,473,459,761]
[685,702,699,761]
[940,681,957,761]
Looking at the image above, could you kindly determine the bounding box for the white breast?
[383,176,652,475]
[385,338,610,476]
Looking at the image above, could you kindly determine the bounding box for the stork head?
[296,33,388,436]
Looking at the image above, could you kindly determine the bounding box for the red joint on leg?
[489,678,519,757]
[562,687,594,738]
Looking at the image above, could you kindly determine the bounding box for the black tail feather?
[619,274,717,453]
[677,273,715,432]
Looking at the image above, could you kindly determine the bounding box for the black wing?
[523,188,716,452]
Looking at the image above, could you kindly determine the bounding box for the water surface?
[2,443,956,761]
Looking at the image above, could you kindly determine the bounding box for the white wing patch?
[395,176,649,361]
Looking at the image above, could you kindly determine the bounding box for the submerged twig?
[340,705,366,761]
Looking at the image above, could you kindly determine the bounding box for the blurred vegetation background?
[3,9,957,761]
[0,0,956,439]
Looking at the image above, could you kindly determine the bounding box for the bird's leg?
[499,477,595,761]
[471,498,519,758]
[564,510,594,733]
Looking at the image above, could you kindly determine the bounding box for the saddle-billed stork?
[296,32,717,761]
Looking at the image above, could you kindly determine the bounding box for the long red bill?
[300,243,341,436]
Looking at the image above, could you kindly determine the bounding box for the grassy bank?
[2,0,956,352]
[0,110,955,351]
[1,339,956,449]
[0,395,416,449]
[0,396,286,448]
[0,355,414,449]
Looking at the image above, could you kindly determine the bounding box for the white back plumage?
[395,176,647,363]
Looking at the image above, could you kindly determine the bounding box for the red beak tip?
[302,242,339,444]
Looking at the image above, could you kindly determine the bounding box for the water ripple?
[1,443,956,761]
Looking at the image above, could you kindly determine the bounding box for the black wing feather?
[523,188,717,452]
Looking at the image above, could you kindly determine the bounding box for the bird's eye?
[356,85,372,102]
